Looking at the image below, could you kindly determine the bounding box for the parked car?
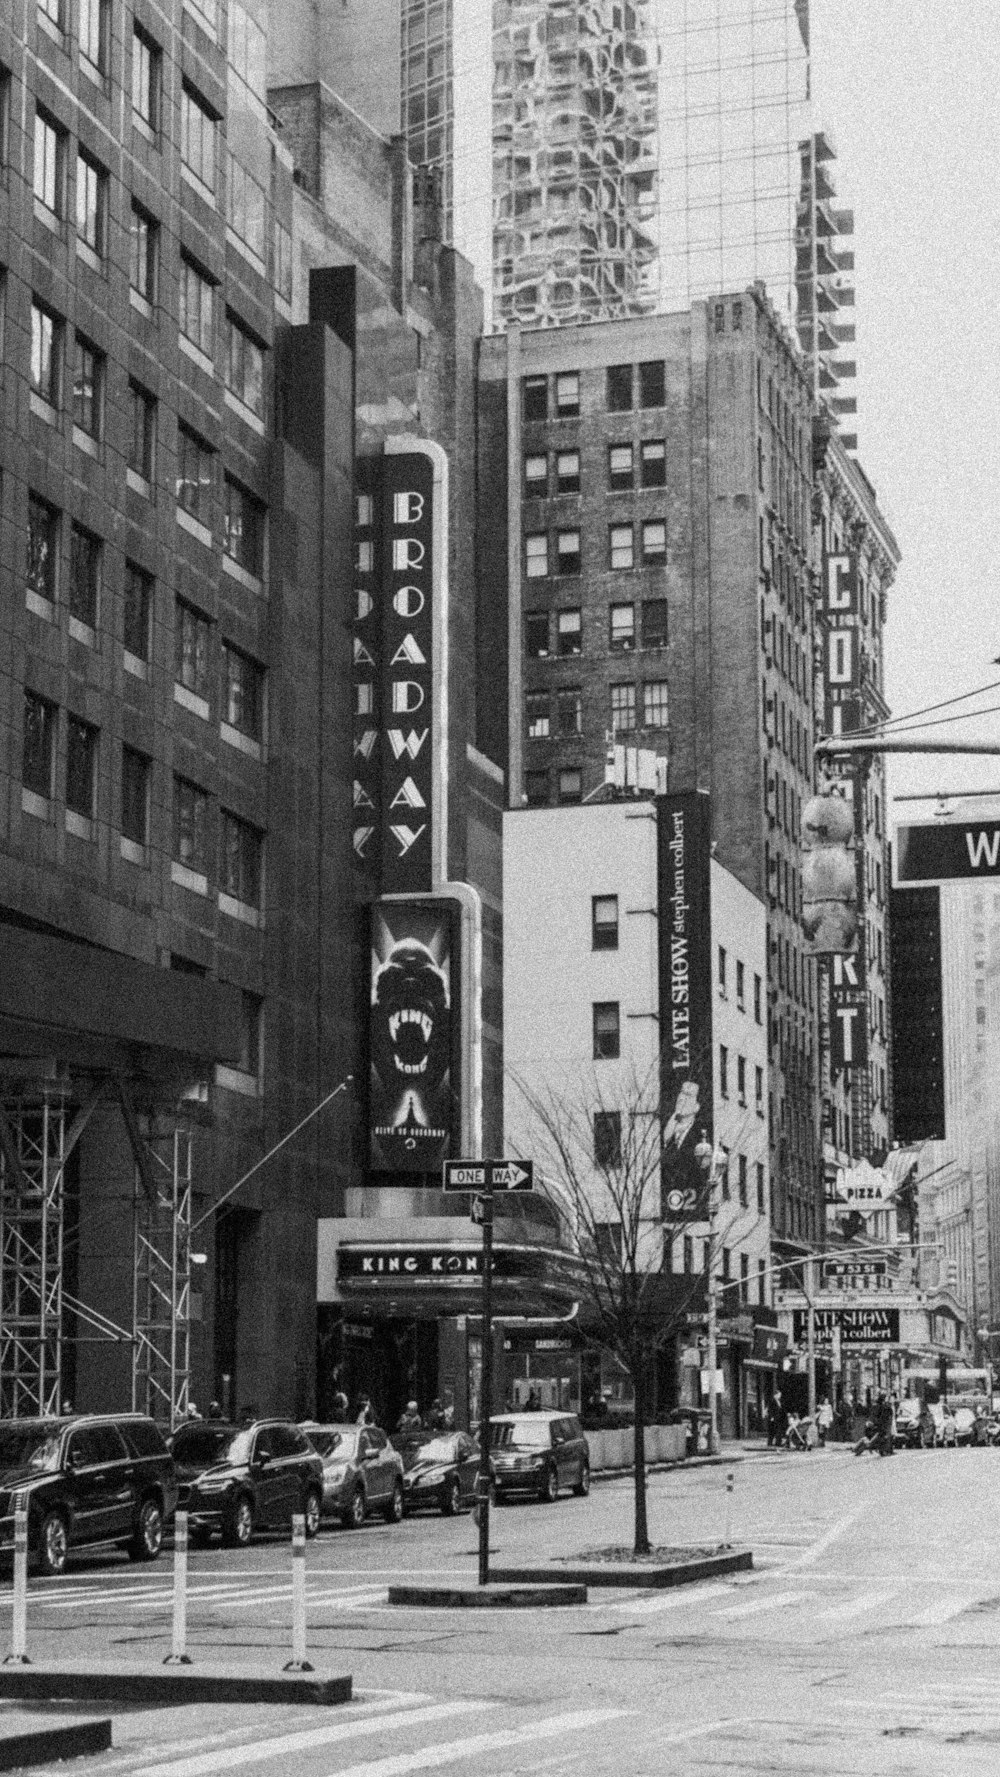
[952,1405,989,1446]
[894,1399,935,1449]
[926,1401,958,1448]
[171,1419,323,1547]
[0,1413,177,1577]
[401,1432,484,1516]
[299,1423,404,1528]
[489,1412,590,1503]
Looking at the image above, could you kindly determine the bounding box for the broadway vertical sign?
[657,792,713,1222]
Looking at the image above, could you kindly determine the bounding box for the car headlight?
[415,1468,446,1487]
[193,1478,231,1495]
[325,1467,348,1486]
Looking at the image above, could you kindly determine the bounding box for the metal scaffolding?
[0,1089,68,1419]
[131,1119,193,1430]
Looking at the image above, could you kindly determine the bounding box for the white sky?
[811,2,1000,812]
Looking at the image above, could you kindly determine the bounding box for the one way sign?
[442,1159,534,1193]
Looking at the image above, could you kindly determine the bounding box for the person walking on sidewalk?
[766,1391,787,1448]
[817,1396,834,1446]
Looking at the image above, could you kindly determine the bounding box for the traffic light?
[800,789,858,955]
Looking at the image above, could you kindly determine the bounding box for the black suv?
[171,1419,324,1547]
[0,1414,177,1576]
[490,1412,591,1503]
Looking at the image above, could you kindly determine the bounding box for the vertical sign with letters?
[656,792,713,1222]
[827,952,867,1077]
[822,549,861,735]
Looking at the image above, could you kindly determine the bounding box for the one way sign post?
[442,1159,534,1193]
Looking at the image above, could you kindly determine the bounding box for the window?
[609,524,633,570]
[556,529,580,574]
[756,1162,765,1214]
[638,359,665,408]
[39,0,65,28]
[720,1044,729,1098]
[610,682,636,733]
[274,217,292,304]
[524,452,547,495]
[594,1110,622,1167]
[738,1154,748,1208]
[554,372,579,417]
[737,1054,747,1106]
[223,477,265,578]
[180,256,214,358]
[229,3,266,101]
[555,450,580,494]
[593,1002,620,1060]
[739,1252,749,1303]
[642,520,666,564]
[123,563,152,660]
[235,990,262,1077]
[557,766,582,804]
[525,691,549,739]
[641,599,667,649]
[592,895,618,950]
[226,155,267,260]
[34,111,66,217]
[525,611,549,658]
[23,692,56,799]
[525,533,547,578]
[225,315,265,418]
[556,609,581,656]
[132,28,160,132]
[219,644,262,743]
[128,382,156,483]
[556,685,581,735]
[181,86,216,192]
[173,777,209,875]
[609,603,635,652]
[734,960,745,1010]
[754,973,762,1023]
[27,494,59,603]
[69,524,100,628]
[758,1256,766,1304]
[176,425,213,521]
[220,811,262,908]
[75,150,107,256]
[525,769,548,807]
[0,68,10,172]
[30,299,61,406]
[521,373,548,421]
[120,746,149,847]
[643,681,669,729]
[606,363,632,411]
[80,0,109,73]
[608,443,633,491]
[130,202,158,303]
[73,334,102,438]
[640,439,666,488]
[718,946,727,994]
[175,601,210,699]
[66,716,98,818]
[755,1065,764,1115]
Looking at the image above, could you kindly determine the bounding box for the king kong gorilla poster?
[369,901,460,1172]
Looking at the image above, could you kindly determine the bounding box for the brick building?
[478,289,824,1256]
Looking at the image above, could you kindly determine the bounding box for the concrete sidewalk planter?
[492,1545,753,1588]
[586,1424,688,1471]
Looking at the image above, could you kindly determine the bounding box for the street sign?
[442,1159,534,1192]
[895,818,1000,886]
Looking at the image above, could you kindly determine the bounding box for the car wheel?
[128,1497,164,1562]
[303,1488,322,1539]
[539,1465,559,1504]
[384,1481,404,1525]
[572,1462,591,1498]
[37,1510,69,1577]
[441,1476,461,1517]
[221,1495,254,1548]
[342,1486,366,1530]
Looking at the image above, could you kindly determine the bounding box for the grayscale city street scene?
[0,0,998,1772]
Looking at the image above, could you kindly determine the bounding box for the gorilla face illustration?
[371,938,451,1107]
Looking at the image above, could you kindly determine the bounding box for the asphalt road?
[4,1446,1000,1774]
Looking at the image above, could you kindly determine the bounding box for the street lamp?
[694,1130,724,1456]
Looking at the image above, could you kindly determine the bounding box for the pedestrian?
[207,1400,223,1420]
[875,1392,893,1457]
[766,1390,785,1448]
[817,1396,833,1447]
[525,1387,541,1411]
[397,1400,422,1436]
[355,1393,375,1427]
[426,1397,446,1433]
[186,1401,202,1420]
[331,1391,349,1424]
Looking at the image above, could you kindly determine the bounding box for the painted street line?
[714,1589,814,1620]
[817,1588,898,1622]
[606,1583,733,1615]
[908,1593,979,1626]
[317,1709,628,1777]
[659,1718,741,1745]
[133,1699,494,1777]
[786,1506,866,1570]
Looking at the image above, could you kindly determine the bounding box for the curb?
[491,1548,753,1589]
[590,1453,746,1483]
[0,1662,352,1708]
[388,1583,587,1608]
[0,1713,112,1772]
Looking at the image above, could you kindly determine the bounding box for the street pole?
[706,1162,719,1456]
[806,1259,817,1432]
[477,1188,494,1587]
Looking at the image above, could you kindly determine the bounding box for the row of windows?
[525,765,586,807]
[717,949,764,1024]
[524,520,667,579]
[22,691,263,908]
[525,440,667,501]
[525,679,668,739]
[522,360,667,422]
[718,1045,766,1116]
[525,599,668,659]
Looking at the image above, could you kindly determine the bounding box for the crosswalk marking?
[132,1700,492,1777]
[817,1588,897,1622]
[607,1582,732,1615]
[714,1589,814,1620]
[310,1709,627,1777]
[907,1593,977,1626]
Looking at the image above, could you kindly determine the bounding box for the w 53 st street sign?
[894,818,1000,887]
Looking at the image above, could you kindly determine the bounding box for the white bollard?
[4,1498,30,1665]
[164,1510,192,1665]
[284,1513,313,1673]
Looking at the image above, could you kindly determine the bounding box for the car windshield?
[309,1430,358,1459]
[171,1425,252,1467]
[416,1438,460,1462]
[0,1426,63,1473]
[490,1420,551,1450]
